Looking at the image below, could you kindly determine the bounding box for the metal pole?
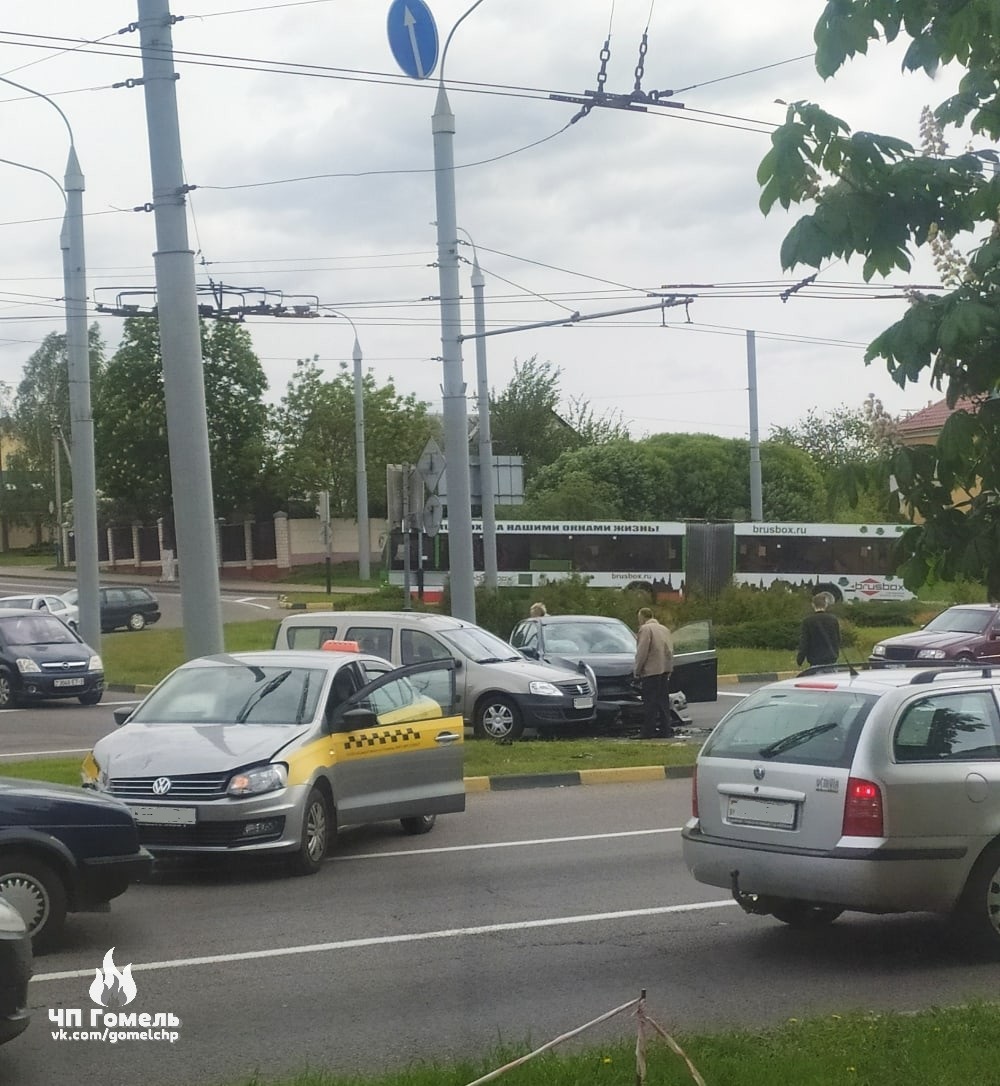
[352,335,370,580]
[432,82,476,622]
[469,251,497,589]
[401,465,412,609]
[137,0,223,658]
[746,329,763,521]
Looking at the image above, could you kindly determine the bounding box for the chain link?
[596,38,611,94]
[633,32,648,94]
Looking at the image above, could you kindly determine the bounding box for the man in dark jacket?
[796,592,841,669]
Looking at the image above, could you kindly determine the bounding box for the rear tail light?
[842,777,883,837]
[691,765,699,819]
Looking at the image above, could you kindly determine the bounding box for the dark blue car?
[0,778,151,951]
[0,896,30,1046]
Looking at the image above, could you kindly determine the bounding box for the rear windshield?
[701,686,878,768]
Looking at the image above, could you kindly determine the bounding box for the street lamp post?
[0,76,101,651]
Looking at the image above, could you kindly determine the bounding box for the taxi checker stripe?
[343,727,421,750]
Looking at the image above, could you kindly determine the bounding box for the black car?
[510,615,718,732]
[0,610,104,709]
[0,777,152,950]
[61,585,161,633]
[0,896,31,1046]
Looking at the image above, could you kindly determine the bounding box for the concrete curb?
[465,763,694,792]
[718,670,797,684]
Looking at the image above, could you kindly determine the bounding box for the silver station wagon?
[682,665,1000,954]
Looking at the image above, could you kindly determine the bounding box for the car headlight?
[89,655,103,671]
[15,657,40,674]
[872,645,886,657]
[917,648,947,659]
[227,763,288,797]
[81,751,107,790]
[528,680,562,697]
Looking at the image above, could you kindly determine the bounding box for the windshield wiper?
[235,669,291,723]
[758,722,838,760]
[294,672,311,725]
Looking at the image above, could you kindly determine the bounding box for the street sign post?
[386,0,439,80]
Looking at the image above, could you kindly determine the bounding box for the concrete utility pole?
[136,0,223,657]
[0,70,102,651]
[60,146,101,651]
[467,246,498,589]
[746,330,763,521]
[432,81,476,622]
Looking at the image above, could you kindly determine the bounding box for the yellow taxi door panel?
[328,661,464,826]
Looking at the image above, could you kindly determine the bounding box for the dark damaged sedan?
[0,778,151,949]
[510,615,717,732]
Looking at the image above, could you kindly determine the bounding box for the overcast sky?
[0,1,969,444]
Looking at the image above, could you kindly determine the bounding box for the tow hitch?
[729,870,773,916]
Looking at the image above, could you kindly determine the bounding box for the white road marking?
[32,899,737,983]
[231,597,271,609]
[336,827,679,861]
[718,690,749,698]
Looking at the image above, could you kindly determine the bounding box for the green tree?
[10,325,104,479]
[770,394,902,519]
[520,433,826,522]
[272,356,436,518]
[523,441,666,519]
[94,317,271,522]
[6,327,104,533]
[490,356,629,483]
[756,0,1000,594]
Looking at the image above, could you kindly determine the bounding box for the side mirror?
[112,706,134,727]
[340,705,379,731]
[520,646,539,660]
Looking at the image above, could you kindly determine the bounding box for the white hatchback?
[682,664,1000,954]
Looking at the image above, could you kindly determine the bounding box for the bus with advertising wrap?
[386,520,913,602]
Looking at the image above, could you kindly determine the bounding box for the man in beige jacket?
[634,606,674,739]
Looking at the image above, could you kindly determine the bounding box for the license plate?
[727,795,797,829]
[130,805,197,826]
[574,696,594,709]
[53,677,85,688]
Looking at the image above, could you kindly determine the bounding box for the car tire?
[400,814,436,835]
[0,669,19,710]
[474,695,524,741]
[78,691,103,706]
[127,612,147,631]
[952,840,1000,956]
[769,900,843,928]
[0,853,68,951]
[289,787,333,877]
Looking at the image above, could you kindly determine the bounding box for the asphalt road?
[0,688,746,764]
[4,780,999,1086]
[0,574,290,631]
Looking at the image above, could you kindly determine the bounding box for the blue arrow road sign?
[387,0,439,80]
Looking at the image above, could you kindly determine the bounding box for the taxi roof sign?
[322,639,360,653]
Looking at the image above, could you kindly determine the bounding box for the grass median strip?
[1,738,702,789]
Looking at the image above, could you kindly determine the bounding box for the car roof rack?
[908,665,996,684]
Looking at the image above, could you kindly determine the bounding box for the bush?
[842,599,923,627]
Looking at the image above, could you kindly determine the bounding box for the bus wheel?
[474,695,524,741]
[815,583,843,603]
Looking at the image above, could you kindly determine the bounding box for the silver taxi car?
[83,649,465,874]
[682,664,1000,954]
